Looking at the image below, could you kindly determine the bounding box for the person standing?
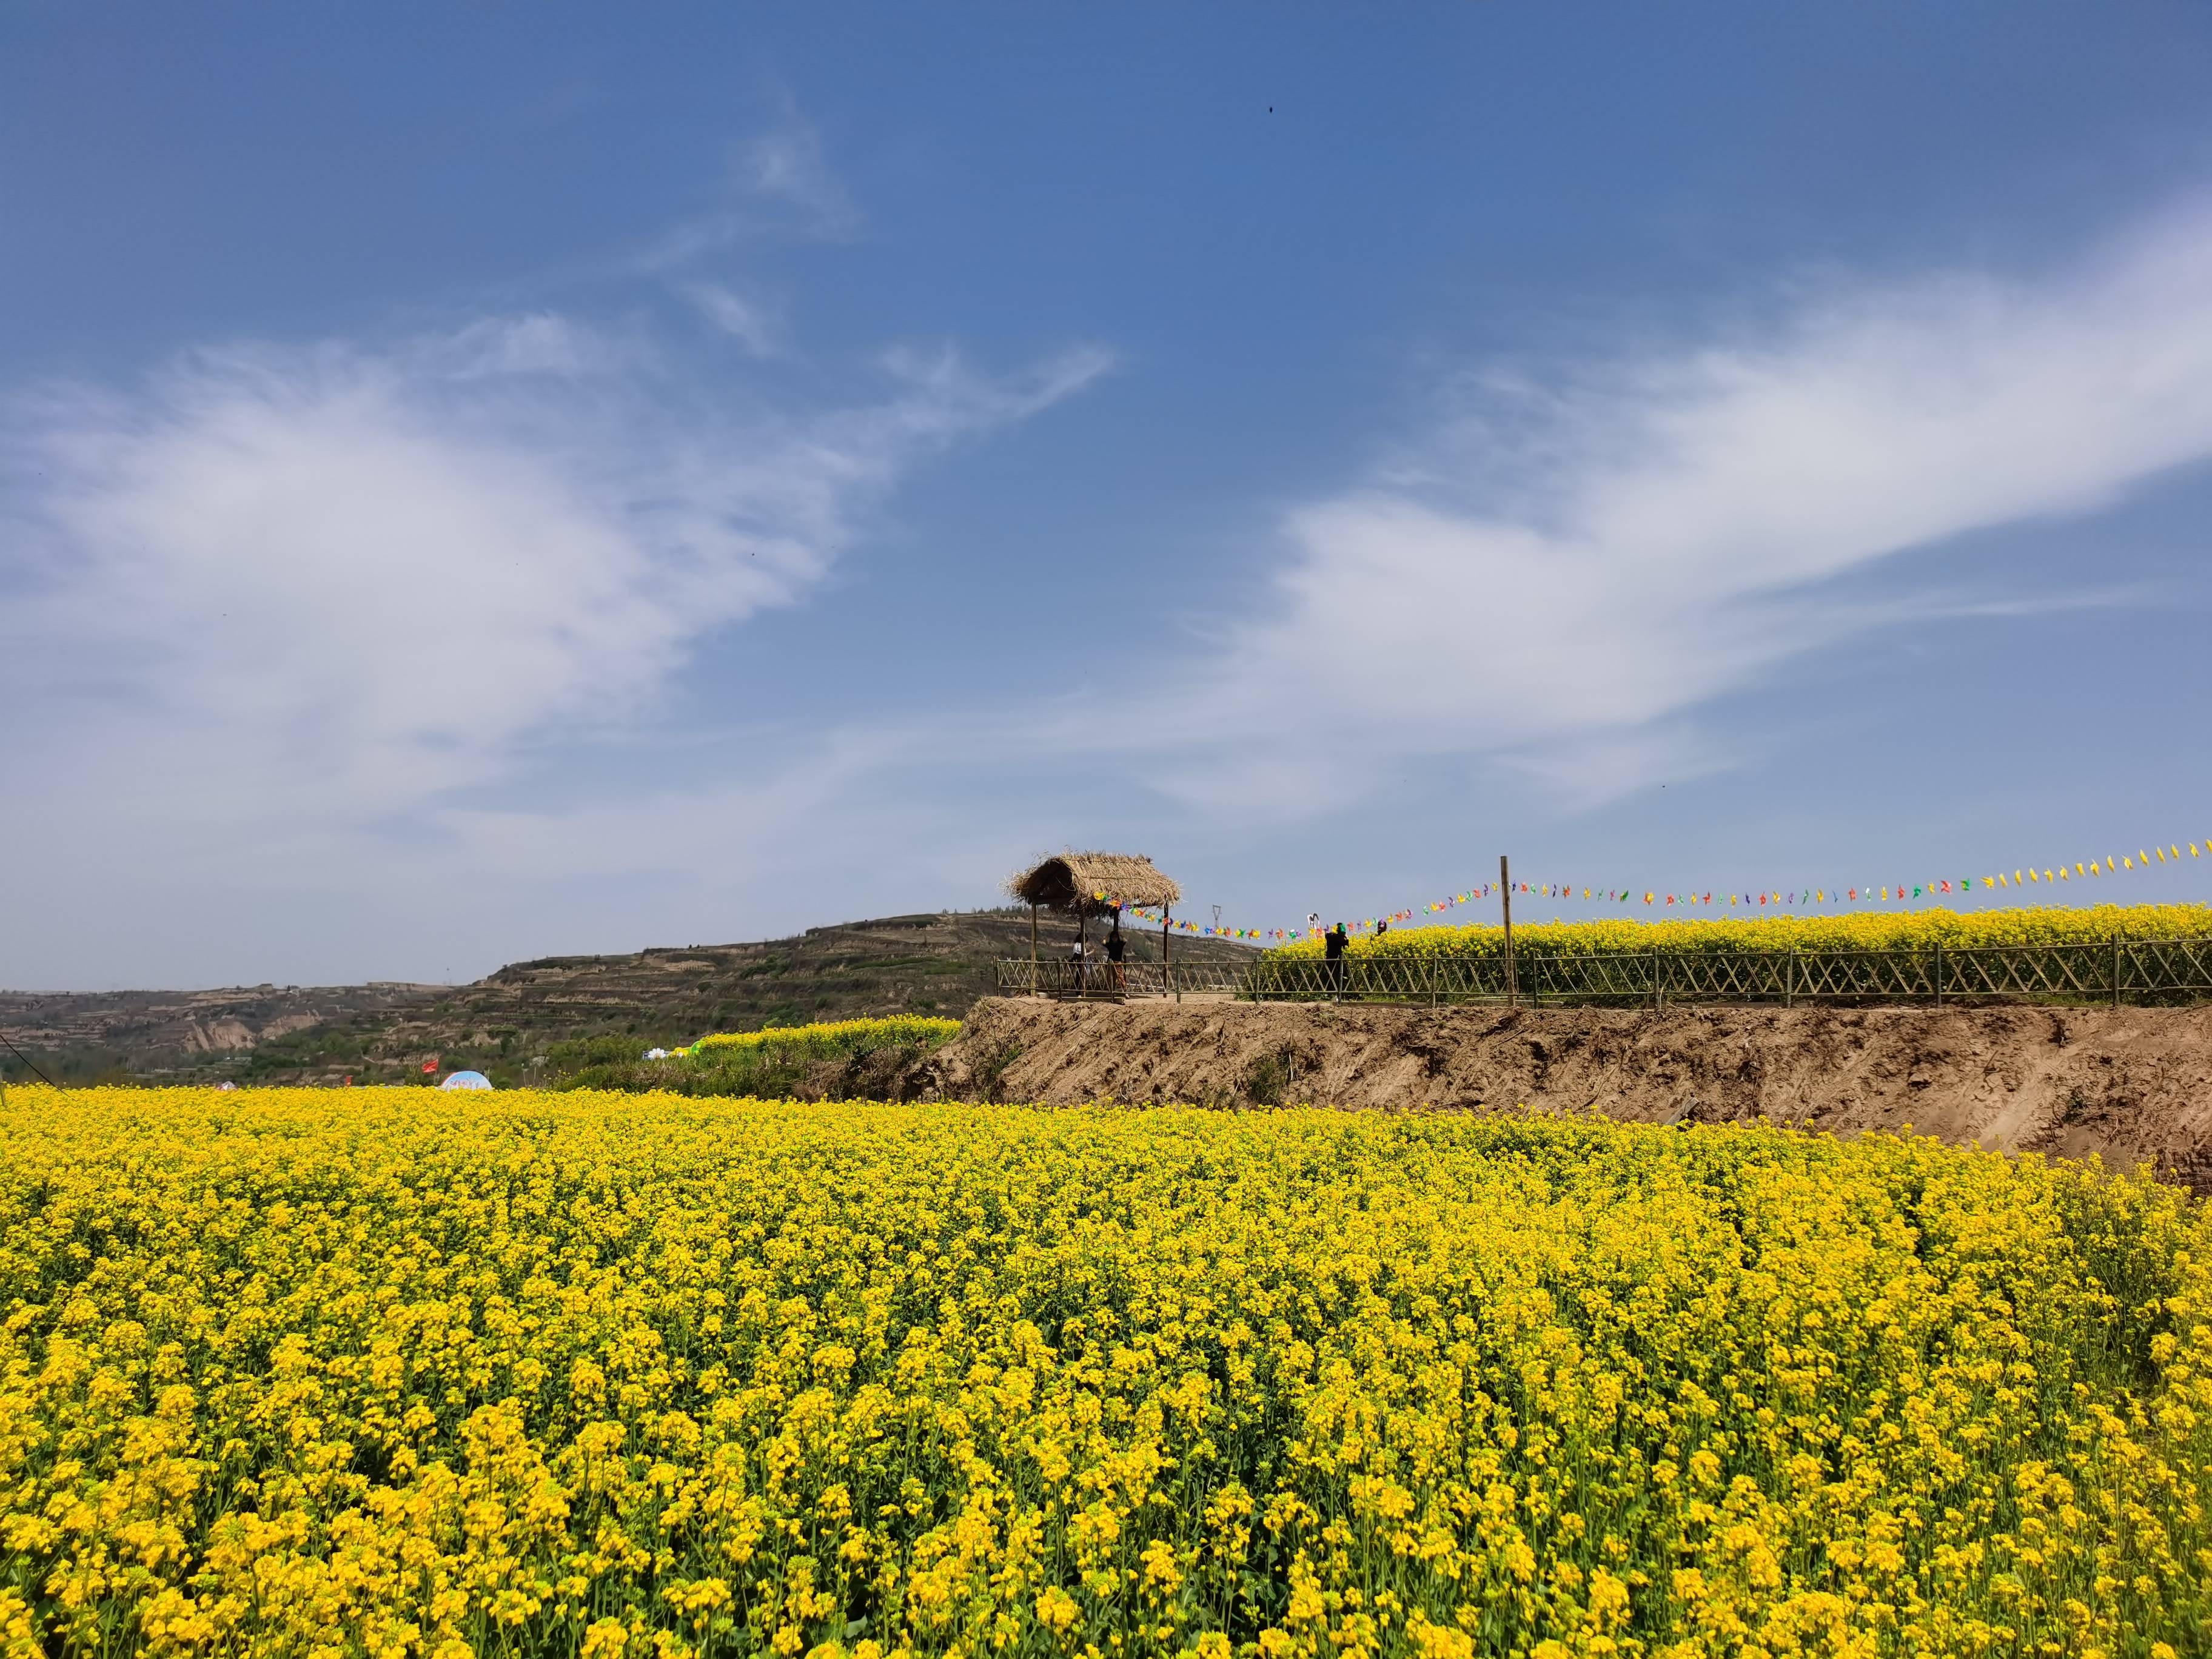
[1324,922,1348,999]
[1104,913,1127,996]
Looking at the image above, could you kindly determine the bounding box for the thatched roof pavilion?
[1008,851,1182,918]
[1008,852,1186,980]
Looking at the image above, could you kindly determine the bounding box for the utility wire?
[0,1030,56,1088]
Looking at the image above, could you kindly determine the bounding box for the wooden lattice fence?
[997,936,2212,1007]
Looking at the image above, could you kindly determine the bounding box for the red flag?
[421,1060,437,1074]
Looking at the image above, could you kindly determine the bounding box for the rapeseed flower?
[0,1087,2204,1655]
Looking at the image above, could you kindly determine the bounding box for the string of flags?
[1091,837,2212,945]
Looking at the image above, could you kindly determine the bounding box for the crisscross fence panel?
[1943,943,2108,1002]
[996,935,2212,1007]
[2117,937,2212,1004]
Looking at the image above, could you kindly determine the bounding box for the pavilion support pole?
[1501,854,1517,1009]
[1030,903,1039,995]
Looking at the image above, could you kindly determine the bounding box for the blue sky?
[6,2,2212,988]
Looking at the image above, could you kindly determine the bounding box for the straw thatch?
[1008,852,1182,917]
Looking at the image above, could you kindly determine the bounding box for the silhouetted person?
[1105,917,1127,994]
[1324,922,1348,998]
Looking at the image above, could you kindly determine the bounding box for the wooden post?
[1785,946,1795,1009]
[2112,934,2122,1008]
[1030,903,1039,995]
[1932,942,1942,1008]
[1165,905,1176,1002]
[1500,854,1517,1008]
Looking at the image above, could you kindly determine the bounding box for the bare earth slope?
[934,997,2212,1187]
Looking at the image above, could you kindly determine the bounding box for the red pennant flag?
[421,1060,438,1074]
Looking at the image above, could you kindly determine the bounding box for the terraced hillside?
[0,909,1254,1087]
[0,982,444,1085]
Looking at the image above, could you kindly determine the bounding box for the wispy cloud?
[732,120,857,237]
[0,317,1108,885]
[632,112,860,275]
[682,281,785,357]
[1104,201,2212,809]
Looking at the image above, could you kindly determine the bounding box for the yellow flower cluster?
[1,1085,2207,1658]
[689,1016,962,1059]
[1273,903,2212,961]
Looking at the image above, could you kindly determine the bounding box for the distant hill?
[0,908,1256,1087]
[0,980,444,1086]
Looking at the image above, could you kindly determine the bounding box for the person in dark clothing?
[1104,913,1127,994]
[1324,922,1348,998]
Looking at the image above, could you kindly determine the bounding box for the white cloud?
[436,312,652,379]
[732,121,857,236]
[631,113,860,275]
[0,318,1108,898]
[683,281,785,357]
[1122,203,2212,806]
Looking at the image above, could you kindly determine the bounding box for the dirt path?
[932,997,2212,1187]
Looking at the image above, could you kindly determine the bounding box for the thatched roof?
[1008,852,1182,917]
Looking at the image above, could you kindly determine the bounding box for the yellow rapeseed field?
[689,1018,963,1059]
[0,1085,2206,1658]
[1273,904,2212,962]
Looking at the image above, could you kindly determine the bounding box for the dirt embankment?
[931,997,2212,1188]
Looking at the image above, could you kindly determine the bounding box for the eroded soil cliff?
[931,997,2212,1188]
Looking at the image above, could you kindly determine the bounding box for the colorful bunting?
[1099,833,2212,945]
